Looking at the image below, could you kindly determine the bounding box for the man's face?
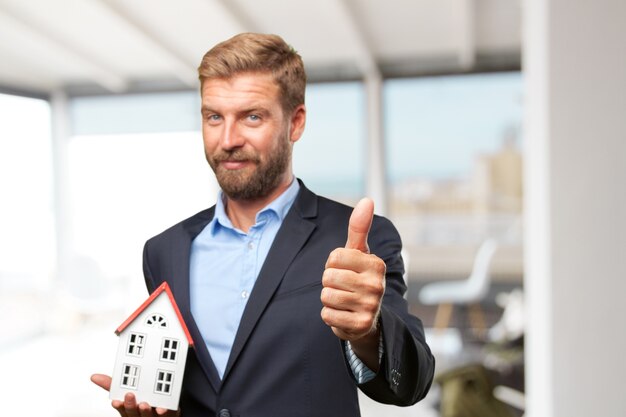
[200,72,304,201]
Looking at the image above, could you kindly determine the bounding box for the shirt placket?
[240,224,262,304]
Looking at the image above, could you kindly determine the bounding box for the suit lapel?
[175,207,222,392]
[223,183,318,380]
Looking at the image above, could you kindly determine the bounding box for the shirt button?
[241,290,248,299]
[247,241,254,250]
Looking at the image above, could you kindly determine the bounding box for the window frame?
[127,332,146,357]
[145,313,168,328]
[154,369,174,395]
[120,364,140,389]
[160,337,179,363]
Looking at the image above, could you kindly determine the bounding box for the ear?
[288,104,306,143]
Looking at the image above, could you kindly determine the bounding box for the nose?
[220,120,245,151]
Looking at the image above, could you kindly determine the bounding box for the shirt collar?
[210,178,300,235]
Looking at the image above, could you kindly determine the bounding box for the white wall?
[524,1,626,416]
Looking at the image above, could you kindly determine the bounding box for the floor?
[0,283,523,417]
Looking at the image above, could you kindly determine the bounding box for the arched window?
[145,313,167,328]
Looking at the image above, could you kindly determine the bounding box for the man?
[93,33,434,417]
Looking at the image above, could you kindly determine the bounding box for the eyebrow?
[241,107,270,116]
[200,105,216,114]
[200,105,272,117]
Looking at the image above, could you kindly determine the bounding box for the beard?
[207,134,291,201]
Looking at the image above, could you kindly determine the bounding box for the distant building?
[472,130,523,213]
[389,129,524,280]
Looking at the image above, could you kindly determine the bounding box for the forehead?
[200,72,281,109]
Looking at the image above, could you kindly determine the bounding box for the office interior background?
[0,1,624,416]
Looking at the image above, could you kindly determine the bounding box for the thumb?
[345,198,374,253]
[91,373,112,392]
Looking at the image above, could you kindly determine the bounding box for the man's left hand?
[321,198,386,370]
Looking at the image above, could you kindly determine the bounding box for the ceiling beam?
[97,0,198,88]
[0,4,127,92]
[0,83,49,100]
[334,0,380,78]
[213,0,261,33]
[0,29,57,94]
[458,0,476,69]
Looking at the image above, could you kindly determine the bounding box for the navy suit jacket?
[142,181,434,416]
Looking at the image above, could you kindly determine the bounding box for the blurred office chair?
[419,239,498,333]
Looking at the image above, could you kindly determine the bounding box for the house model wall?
[110,282,193,411]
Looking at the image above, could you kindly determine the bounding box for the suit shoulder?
[145,207,214,247]
[311,195,401,251]
[315,195,398,234]
[315,194,353,216]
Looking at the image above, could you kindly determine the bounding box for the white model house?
[110,282,194,410]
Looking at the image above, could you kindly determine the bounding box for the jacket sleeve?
[142,238,159,293]
[356,215,435,406]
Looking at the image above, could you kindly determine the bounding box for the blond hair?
[198,33,306,114]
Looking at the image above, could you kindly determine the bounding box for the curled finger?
[138,402,154,417]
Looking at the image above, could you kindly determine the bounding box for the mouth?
[220,160,250,170]
[210,150,259,172]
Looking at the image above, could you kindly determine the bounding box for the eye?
[204,113,222,125]
[247,114,261,122]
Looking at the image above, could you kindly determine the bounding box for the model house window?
[146,313,167,328]
[127,332,146,356]
[155,370,174,395]
[160,338,179,362]
[121,364,140,389]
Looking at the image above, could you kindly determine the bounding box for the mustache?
[211,150,260,164]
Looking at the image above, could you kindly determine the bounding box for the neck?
[224,174,294,233]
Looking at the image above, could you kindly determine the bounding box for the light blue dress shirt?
[190,178,378,382]
[190,179,300,378]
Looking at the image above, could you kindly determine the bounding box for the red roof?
[115,281,194,347]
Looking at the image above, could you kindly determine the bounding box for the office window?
[384,72,523,282]
[66,131,217,288]
[0,94,53,290]
[293,82,365,205]
[67,92,214,297]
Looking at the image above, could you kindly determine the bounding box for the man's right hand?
[90,374,180,417]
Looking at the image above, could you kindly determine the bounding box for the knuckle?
[355,315,372,333]
[320,287,331,304]
[322,268,334,286]
[328,248,343,265]
[362,297,379,314]
[372,279,385,296]
[363,277,384,297]
[371,256,386,275]
[320,306,331,323]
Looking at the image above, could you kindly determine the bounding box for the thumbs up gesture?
[321,198,386,368]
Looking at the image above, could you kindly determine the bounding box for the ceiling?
[0,0,521,97]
